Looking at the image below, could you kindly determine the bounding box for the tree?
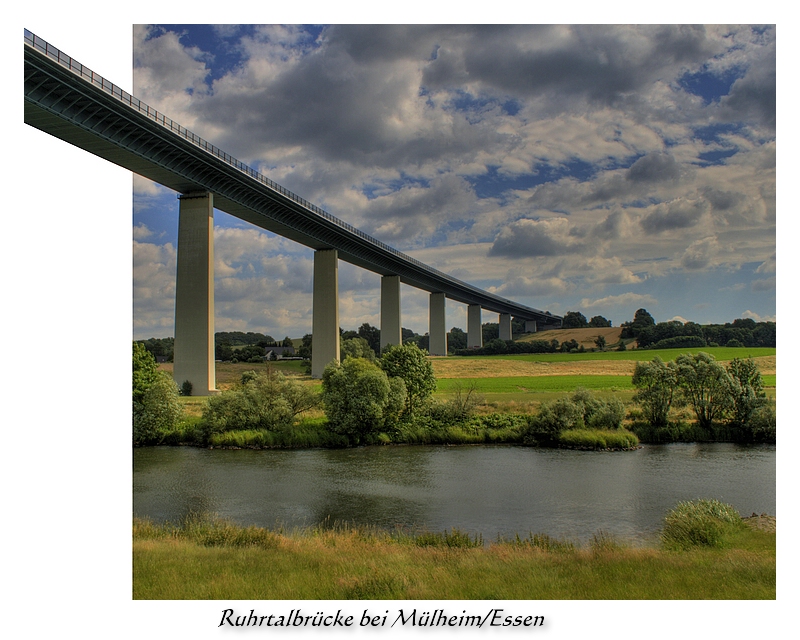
[357,323,381,354]
[632,357,678,428]
[133,342,159,405]
[594,335,607,351]
[482,322,499,343]
[134,372,183,444]
[560,338,580,352]
[448,327,468,351]
[341,336,376,361]
[298,334,313,360]
[322,358,406,441]
[133,342,182,444]
[589,315,612,328]
[621,308,655,340]
[379,343,437,415]
[562,311,588,328]
[674,352,732,432]
[632,308,655,329]
[725,357,767,435]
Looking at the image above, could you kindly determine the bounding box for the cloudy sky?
[130,24,776,340]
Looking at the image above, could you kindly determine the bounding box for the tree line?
[136,308,775,367]
[631,352,775,443]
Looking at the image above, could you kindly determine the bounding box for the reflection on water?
[133,443,775,543]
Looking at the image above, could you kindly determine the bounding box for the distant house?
[264,346,297,360]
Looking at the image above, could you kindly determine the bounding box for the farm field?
[431,348,775,405]
[161,347,775,410]
[431,348,775,378]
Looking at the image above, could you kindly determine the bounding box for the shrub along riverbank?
[134,343,775,449]
[133,499,775,600]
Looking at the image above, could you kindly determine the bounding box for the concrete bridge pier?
[429,292,447,356]
[311,249,340,378]
[499,313,512,341]
[525,320,537,333]
[173,192,217,395]
[380,275,402,353]
[468,304,483,349]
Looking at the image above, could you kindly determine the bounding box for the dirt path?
[743,514,776,533]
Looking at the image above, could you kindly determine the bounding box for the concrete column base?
[525,320,537,333]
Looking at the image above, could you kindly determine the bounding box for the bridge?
[24,29,561,392]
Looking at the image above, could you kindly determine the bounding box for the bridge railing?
[25,29,549,317]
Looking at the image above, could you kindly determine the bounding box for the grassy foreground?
[133,516,775,600]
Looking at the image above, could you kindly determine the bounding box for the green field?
[437,373,775,396]
[470,346,776,363]
[438,375,633,394]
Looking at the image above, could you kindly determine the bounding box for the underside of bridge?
[24,30,562,390]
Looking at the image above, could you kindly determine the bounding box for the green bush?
[674,352,732,432]
[557,428,639,450]
[470,413,528,431]
[524,398,584,445]
[649,335,707,350]
[661,499,744,550]
[725,357,768,440]
[632,357,678,429]
[749,401,776,443]
[587,399,625,430]
[133,371,183,445]
[436,381,484,423]
[379,343,436,415]
[133,342,159,405]
[525,389,622,446]
[571,388,625,429]
[322,358,406,442]
[201,371,320,441]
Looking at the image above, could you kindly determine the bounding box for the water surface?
[133,443,775,543]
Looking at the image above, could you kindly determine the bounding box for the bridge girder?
[24,33,561,326]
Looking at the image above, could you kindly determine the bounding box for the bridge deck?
[23,30,560,324]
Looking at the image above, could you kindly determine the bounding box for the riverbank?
[133,514,775,599]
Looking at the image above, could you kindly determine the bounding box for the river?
[133,443,775,544]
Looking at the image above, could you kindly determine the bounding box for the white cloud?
[741,310,776,323]
[580,292,658,309]
[680,236,719,270]
[129,24,775,336]
[133,224,153,241]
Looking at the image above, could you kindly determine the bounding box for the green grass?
[437,375,633,394]
[133,513,775,599]
[464,346,775,364]
[557,428,639,449]
[661,499,747,550]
